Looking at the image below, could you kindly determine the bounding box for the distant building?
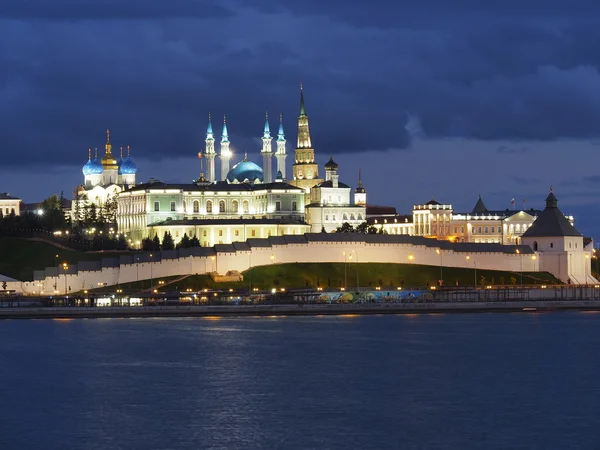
[367,194,576,245]
[0,193,21,216]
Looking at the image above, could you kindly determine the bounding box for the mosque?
[115,87,366,244]
[73,129,138,221]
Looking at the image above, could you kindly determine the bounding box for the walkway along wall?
[10,234,554,294]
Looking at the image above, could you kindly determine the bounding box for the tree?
[103,194,118,225]
[162,231,175,250]
[141,237,154,251]
[152,234,161,251]
[177,233,191,249]
[189,235,200,247]
[336,222,354,233]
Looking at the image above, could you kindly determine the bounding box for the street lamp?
[466,255,476,286]
[149,253,153,290]
[62,262,68,296]
[211,255,216,273]
[516,249,522,286]
[585,253,590,284]
[270,254,275,290]
[436,248,443,286]
[343,251,347,289]
[408,254,414,264]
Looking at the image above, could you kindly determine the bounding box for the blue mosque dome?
[226,159,264,183]
[119,157,137,175]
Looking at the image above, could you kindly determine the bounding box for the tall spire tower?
[204,113,216,182]
[261,111,273,183]
[276,113,287,180]
[291,84,322,196]
[220,115,232,181]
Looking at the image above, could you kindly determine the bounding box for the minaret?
[261,111,273,183]
[292,84,319,182]
[204,113,216,182]
[220,115,231,181]
[354,168,367,206]
[276,113,287,180]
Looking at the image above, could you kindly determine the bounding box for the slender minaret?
[276,113,287,180]
[261,111,273,183]
[205,113,216,182]
[355,168,367,206]
[220,114,231,181]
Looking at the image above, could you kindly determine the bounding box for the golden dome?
[101,128,118,169]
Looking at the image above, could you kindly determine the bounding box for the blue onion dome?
[82,158,95,176]
[83,154,104,175]
[119,157,137,175]
[227,159,264,183]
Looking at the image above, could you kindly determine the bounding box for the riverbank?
[3,300,600,319]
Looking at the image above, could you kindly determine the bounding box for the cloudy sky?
[2,0,600,236]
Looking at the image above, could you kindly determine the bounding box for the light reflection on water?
[1,313,600,450]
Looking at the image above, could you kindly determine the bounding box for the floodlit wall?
[8,234,561,294]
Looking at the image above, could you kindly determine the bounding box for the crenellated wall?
[9,233,576,294]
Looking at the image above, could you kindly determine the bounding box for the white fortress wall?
[7,234,548,294]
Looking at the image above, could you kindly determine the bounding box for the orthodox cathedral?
[73,129,138,221]
[115,87,367,244]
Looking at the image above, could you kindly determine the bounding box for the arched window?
[232,200,239,213]
[243,200,249,214]
[533,241,538,251]
[343,213,348,221]
[350,214,355,220]
[219,200,225,213]
[206,200,212,213]
[193,200,199,213]
[357,213,363,220]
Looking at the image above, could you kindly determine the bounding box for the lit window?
[193,201,199,213]
[219,200,225,213]
[206,201,212,213]
[170,201,176,212]
[251,230,256,237]
[235,230,239,236]
[276,201,281,212]
[154,201,159,212]
[219,230,223,237]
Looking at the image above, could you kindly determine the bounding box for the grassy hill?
[0,237,128,281]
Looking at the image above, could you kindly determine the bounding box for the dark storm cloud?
[3,0,600,170]
[0,0,234,20]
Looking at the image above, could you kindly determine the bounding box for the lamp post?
[249,252,252,292]
[136,255,140,283]
[149,253,153,290]
[270,254,275,290]
[436,248,443,286]
[62,262,68,296]
[466,255,476,286]
[516,249,522,286]
[211,255,216,273]
[343,251,347,289]
[54,254,59,293]
[585,253,590,284]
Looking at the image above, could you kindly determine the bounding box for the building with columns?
[0,193,21,216]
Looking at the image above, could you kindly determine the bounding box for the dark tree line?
[335,222,386,234]
[140,232,200,252]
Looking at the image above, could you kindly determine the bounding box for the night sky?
[2,0,600,237]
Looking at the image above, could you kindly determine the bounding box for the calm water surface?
[1,313,600,449]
